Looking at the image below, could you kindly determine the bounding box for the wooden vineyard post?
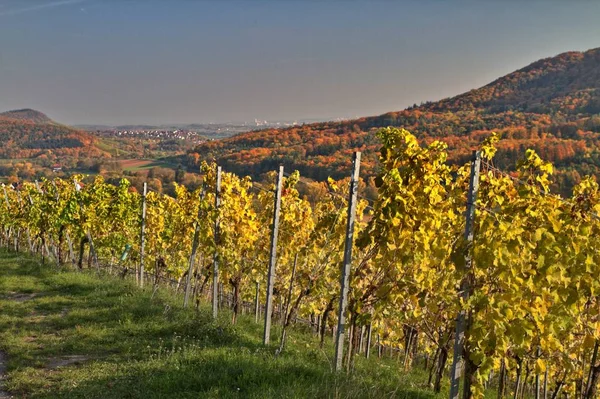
[184,185,206,308]
[449,150,481,399]
[334,151,361,372]
[8,184,19,253]
[51,181,64,264]
[358,326,365,354]
[35,181,51,258]
[263,165,284,345]
[15,191,32,255]
[16,190,31,255]
[140,182,147,288]
[2,186,7,249]
[255,282,260,323]
[2,185,13,251]
[24,193,35,254]
[34,180,46,258]
[365,323,372,359]
[212,166,222,319]
[535,347,541,399]
[218,283,224,309]
[585,341,599,399]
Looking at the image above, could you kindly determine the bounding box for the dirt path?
[1,289,83,398]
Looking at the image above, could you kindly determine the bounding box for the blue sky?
[0,0,599,125]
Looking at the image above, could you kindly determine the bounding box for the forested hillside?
[190,47,600,194]
[0,109,107,160]
[0,109,53,124]
[5,127,600,397]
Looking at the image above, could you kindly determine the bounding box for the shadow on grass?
[29,353,438,399]
[0,250,440,399]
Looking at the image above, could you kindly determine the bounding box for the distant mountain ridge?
[189,47,600,194]
[0,109,53,124]
[422,49,600,114]
[0,109,107,161]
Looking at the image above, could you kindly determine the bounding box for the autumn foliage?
[190,47,600,195]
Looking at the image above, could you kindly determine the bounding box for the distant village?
[93,129,207,144]
[85,119,328,144]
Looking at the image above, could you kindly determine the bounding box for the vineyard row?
[1,127,600,399]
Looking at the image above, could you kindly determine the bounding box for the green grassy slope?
[0,251,440,399]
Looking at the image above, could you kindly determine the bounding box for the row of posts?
[135,150,483,394]
[135,153,363,371]
[3,154,363,372]
[39,148,476,390]
[2,179,98,269]
[3,149,484,391]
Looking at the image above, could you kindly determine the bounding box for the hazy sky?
[1,0,599,125]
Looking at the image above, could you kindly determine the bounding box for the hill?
[0,108,53,124]
[190,47,600,194]
[0,109,109,169]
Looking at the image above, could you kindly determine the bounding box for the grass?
[119,159,155,171]
[120,159,179,172]
[0,250,443,398]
